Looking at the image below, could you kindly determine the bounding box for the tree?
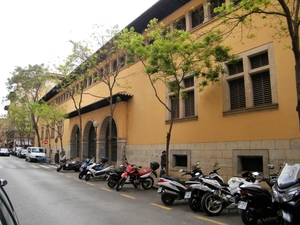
[120,19,234,174]
[7,102,34,147]
[57,25,131,163]
[215,0,300,124]
[6,64,59,147]
[36,102,67,154]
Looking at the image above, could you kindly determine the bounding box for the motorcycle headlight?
[282,189,300,202]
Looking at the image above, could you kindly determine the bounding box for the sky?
[0,0,158,115]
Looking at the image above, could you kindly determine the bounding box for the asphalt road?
[0,155,277,225]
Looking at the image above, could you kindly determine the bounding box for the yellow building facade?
[40,0,300,180]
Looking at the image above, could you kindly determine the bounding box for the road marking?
[151,203,172,210]
[101,188,113,192]
[30,165,39,168]
[196,216,228,225]
[66,175,72,178]
[121,194,136,199]
[86,182,95,186]
[39,165,50,169]
[7,165,16,168]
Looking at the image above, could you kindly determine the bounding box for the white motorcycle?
[199,170,260,216]
[157,161,204,205]
[85,156,113,181]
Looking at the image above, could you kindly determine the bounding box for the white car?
[25,147,46,162]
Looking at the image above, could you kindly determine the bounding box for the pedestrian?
[160,150,166,177]
[60,148,65,158]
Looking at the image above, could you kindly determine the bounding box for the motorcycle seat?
[162,175,180,182]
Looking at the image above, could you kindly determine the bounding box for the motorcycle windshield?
[277,164,300,189]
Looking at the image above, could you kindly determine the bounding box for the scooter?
[78,156,95,179]
[57,156,81,172]
[272,163,300,225]
[157,161,204,205]
[85,156,112,181]
[238,167,277,225]
[115,159,159,191]
[184,161,225,211]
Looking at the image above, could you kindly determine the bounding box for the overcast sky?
[0,0,158,115]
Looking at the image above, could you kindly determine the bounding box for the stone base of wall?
[125,139,300,182]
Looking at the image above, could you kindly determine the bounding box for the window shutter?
[252,71,272,106]
[229,78,246,110]
[185,91,195,116]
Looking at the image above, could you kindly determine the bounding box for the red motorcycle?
[116,160,159,191]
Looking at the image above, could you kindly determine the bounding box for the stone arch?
[99,116,118,163]
[82,120,96,159]
[69,124,80,158]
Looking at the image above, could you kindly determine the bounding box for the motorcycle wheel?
[189,195,202,212]
[85,174,91,181]
[161,194,175,205]
[116,178,126,191]
[241,209,258,225]
[78,172,84,179]
[107,178,118,188]
[57,166,62,172]
[201,192,223,216]
[142,177,154,189]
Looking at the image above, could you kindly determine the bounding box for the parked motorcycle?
[272,163,300,225]
[185,161,225,211]
[115,160,159,191]
[193,162,261,216]
[238,177,276,224]
[85,156,112,181]
[157,161,204,205]
[107,165,126,188]
[57,156,81,172]
[78,156,95,179]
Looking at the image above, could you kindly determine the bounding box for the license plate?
[157,187,162,193]
[238,201,247,210]
[184,191,191,199]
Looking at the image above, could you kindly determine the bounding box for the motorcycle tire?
[107,178,118,188]
[161,194,175,205]
[85,174,91,181]
[116,178,126,191]
[78,172,84,179]
[189,195,201,212]
[141,177,154,189]
[241,209,258,225]
[57,166,62,172]
[201,192,223,216]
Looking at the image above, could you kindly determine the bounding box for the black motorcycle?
[237,164,278,225]
[107,165,126,188]
[272,163,300,225]
[57,156,81,172]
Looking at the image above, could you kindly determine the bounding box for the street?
[0,156,276,225]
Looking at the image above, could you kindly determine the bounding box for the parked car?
[0,179,21,225]
[18,149,26,158]
[0,148,10,156]
[26,147,46,162]
[12,147,22,156]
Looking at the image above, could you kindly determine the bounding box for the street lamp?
[93,120,99,140]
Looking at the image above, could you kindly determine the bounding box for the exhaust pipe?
[162,189,179,197]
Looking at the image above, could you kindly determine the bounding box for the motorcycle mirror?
[268,164,274,170]
[178,169,184,172]
[252,172,260,176]
[196,161,200,166]
[214,161,220,167]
